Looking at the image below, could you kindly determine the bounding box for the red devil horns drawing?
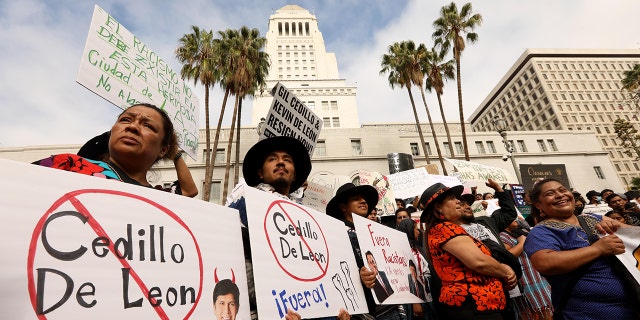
[214,268,236,283]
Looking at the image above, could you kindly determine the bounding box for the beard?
[460,213,476,224]
[270,177,292,191]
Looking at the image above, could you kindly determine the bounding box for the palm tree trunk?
[204,88,230,202]
[222,95,240,201]
[233,98,243,185]
[455,57,470,161]
[202,85,212,200]
[419,87,447,175]
[436,92,455,159]
[406,87,430,164]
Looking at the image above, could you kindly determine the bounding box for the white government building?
[0,5,633,203]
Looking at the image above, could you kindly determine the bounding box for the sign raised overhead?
[260,82,322,157]
[0,159,248,319]
[446,158,513,185]
[77,5,200,159]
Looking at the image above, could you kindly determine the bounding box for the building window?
[454,142,464,155]
[330,101,338,110]
[547,139,558,151]
[332,117,340,127]
[307,101,315,109]
[486,141,497,153]
[517,140,527,152]
[321,101,329,110]
[425,142,432,155]
[410,143,420,156]
[351,139,362,156]
[475,141,486,154]
[443,142,451,157]
[202,149,211,163]
[208,181,222,203]
[593,166,605,179]
[537,140,547,152]
[215,149,225,163]
[315,140,326,156]
[322,117,330,127]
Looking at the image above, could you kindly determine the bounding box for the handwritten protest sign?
[0,158,247,319]
[352,215,424,305]
[244,188,368,318]
[446,158,513,185]
[310,174,352,193]
[582,204,613,215]
[614,226,640,285]
[301,181,334,212]
[260,82,322,157]
[387,167,430,200]
[77,5,200,159]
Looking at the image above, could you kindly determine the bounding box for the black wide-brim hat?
[419,183,464,222]
[242,136,311,192]
[77,131,110,160]
[326,183,379,220]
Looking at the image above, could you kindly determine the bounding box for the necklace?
[104,161,123,181]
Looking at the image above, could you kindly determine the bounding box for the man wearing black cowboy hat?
[326,183,404,320]
[228,136,312,227]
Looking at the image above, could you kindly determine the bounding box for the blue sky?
[1,0,639,148]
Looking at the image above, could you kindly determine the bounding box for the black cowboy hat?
[326,183,379,220]
[459,193,476,206]
[242,136,311,192]
[419,183,464,222]
[78,131,110,161]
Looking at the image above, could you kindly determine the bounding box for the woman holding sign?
[523,178,639,319]
[421,183,518,320]
[33,103,196,194]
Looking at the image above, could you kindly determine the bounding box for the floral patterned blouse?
[428,221,506,312]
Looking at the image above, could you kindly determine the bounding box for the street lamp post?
[493,118,522,184]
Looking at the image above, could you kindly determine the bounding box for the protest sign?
[519,164,571,192]
[260,82,322,157]
[388,169,463,200]
[301,181,333,213]
[614,226,640,285]
[0,158,247,319]
[582,204,612,215]
[356,170,397,216]
[352,215,424,305]
[244,188,368,318]
[309,174,352,194]
[77,5,200,159]
[445,158,512,185]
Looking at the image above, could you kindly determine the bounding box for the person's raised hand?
[336,308,351,320]
[284,309,301,320]
[486,179,503,192]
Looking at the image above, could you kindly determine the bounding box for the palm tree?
[175,26,217,200]
[414,43,448,174]
[622,64,640,111]
[220,26,269,200]
[424,46,456,159]
[433,2,482,161]
[380,41,431,166]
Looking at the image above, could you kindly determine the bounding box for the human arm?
[502,234,526,257]
[442,235,517,289]
[528,234,625,275]
[170,151,198,198]
[487,179,517,231]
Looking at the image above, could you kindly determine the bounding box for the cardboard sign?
[446,158,513,185]
[260,82,322,157]
[244,188,368,318]
[352,215,424,305]
[0,158,248,319]
[301,181,334,213]
[77,5,200,159]
[387,168,430,200]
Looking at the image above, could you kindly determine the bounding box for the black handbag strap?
[554,216,594,319]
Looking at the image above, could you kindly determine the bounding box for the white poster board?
[352,215,423,305]
[614,226,640,285]
[260,82,322,157]
[244,188,368,318]
[77,5,200,159]
[301,181,334,213]
[356,170,396,216]
[0,159,247,319]
[445,158,513,185]
[387,167,430,200]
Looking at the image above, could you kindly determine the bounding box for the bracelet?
[173,151,184,162]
